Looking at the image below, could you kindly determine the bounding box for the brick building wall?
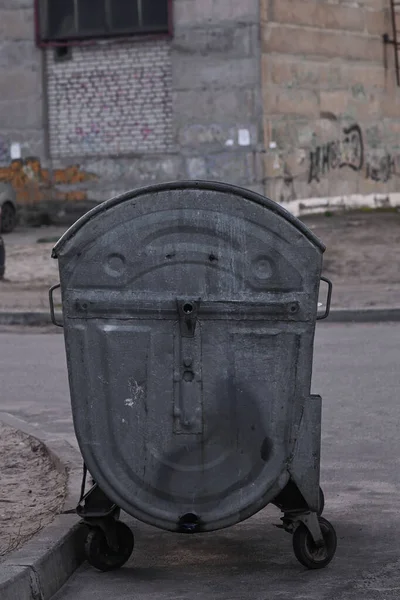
[0,0,262,217]
[0,0,399,220]
[261,0,400,213]
[45,0,263,204]
[47,41,174,158]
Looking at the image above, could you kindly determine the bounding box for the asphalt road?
[0,328,75,445]
[1,323,399,599]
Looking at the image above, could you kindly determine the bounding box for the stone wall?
[261,0,400,211]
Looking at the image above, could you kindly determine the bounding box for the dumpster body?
[51,181,336,571]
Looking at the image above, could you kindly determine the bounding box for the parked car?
[0,207,5,279]
[0,182,17,233]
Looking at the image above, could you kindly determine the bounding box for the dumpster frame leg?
[288,394,322,513]
[76,483,120,520]
[278,511,324,547]
[75,468,135,569]
[75,464,122,550]
[293,513,324,547]
[77,485,121,551]
[76,463,119,519]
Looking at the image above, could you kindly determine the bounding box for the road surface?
[0,323,399,599]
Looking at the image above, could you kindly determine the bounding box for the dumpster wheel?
[85,521,134,571]
[292,516,337,570]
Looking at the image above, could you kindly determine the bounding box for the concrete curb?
[0,311,59,326]
[326,307,400,323]
[0,413,86,600]
[0,308,400,326]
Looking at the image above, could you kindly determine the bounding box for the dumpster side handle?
[49,283,63,327]
[317,276,333,321]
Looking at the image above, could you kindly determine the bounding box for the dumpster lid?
[52,180,325,258]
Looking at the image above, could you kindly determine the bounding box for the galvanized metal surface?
[53,181,325,532]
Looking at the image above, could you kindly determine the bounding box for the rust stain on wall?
[0,157,97,205]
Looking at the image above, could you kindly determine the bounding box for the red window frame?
[34,0,174,48]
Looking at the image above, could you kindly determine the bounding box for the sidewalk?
[0,210,399,313]
[0,413,85,600]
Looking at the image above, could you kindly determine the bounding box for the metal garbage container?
[50,181,336,572]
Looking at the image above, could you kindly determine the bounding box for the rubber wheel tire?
[85,521,134,572]
[1,202,16,233]
[318,487,325,516]
[293,516,337,570]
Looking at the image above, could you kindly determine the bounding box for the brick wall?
[261,0,400,210]
[45,0,263,204]
[0,1,263,216]
[47,41,174,158]
[1,0,399,219]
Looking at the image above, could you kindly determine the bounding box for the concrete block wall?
[3,0,397,217]
[171,0,264,195]
[0,0,263,214]
[47,0,264,203]
[261,0,400,209]
[0,0,45,165]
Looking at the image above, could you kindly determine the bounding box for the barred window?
[38,0,170,43]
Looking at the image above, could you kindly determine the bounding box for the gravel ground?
[0,422,66,561]
[0,210,399,310]
[304,209,400,308]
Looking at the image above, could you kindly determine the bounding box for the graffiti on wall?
[0,157,97,205]
[365,153,400,183]
[308,123,400,185]
[308,124,364,183]
[267,119,400,203]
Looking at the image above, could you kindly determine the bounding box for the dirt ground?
[0,210,399,310]
[304,209,400,308]
[0,422,66,561]
[0,226,62,311]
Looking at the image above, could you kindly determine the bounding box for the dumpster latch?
[177,299,200,338]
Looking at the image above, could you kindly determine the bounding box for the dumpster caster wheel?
[85,522,134,572]
[318,487,325,516]
[293,517,337,570]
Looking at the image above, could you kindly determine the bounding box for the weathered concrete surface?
[261,0,400,207]
[0,2,45,165]
[1,0,399,220]
[0,323,394,600]
[0,519,85,600]
[0,412,86,600]
[0,0,264,217]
